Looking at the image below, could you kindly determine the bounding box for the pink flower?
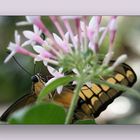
[33,45,57,65]
[22,25,44,47]
[4,31,36,63]
[45,66,64,94]
[80,16,103,52]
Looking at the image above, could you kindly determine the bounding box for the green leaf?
[75,119,96,124]
[37,76,74,102]
[8,103,66,124]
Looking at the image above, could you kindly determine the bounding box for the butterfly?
[53,62,137,121]
[0,62,137,122]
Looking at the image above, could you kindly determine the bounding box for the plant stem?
[65,82,82,124]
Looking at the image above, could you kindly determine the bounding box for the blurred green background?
[0,16,140,124]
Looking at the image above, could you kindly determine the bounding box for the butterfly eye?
[31,75,39,83]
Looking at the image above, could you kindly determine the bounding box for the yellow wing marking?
[126,70,135,82]
[81,86,93,98]
[100,85,109,91]
[91,84,101,94]
[79,92,86,101]
[115,73,124,81]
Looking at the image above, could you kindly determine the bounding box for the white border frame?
[0,0,140,140]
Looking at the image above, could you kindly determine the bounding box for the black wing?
[0,93,37,121]
[76,62,137,119]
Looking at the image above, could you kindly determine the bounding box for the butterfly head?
[31,73,41,83]
[31,73,45,95]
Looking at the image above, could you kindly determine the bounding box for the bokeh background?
[0,16,140,124]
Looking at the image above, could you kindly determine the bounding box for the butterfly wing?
[53,88,73,108]
[0,93,37,121]
[77,62,137,119]
[53,63,137,121]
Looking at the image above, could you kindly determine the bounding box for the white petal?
[43,60,48,66]
[72,81,77,85]
[14,31,20,44]
[34,55,42,61]
[109,54,127,70]
[33,25,41,35]
[86,82,93,88]
[64,32,69,41]
[26,16,40,23]
[109,18,117,31]
[33,45,45,53]
[103,51,114,66]
[4,51,16,63]
[53,33,63,46]
[99,27,106,32]
[33,25,39,33]
[88,42,96,52]
[47,66,58,76]
[72,68,79,75]
[57,86,63,94]
[59,67,63,73]
[21,40,32,47]
[23,31,34,39]
[16,21,32,26]
[8,42,16,51]
[45,77,56,86]
[89,16,96,29]
[80,21,85,31]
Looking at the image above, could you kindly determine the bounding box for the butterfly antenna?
[12,56,32,76]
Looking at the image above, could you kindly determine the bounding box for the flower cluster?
[4,16,127,94]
